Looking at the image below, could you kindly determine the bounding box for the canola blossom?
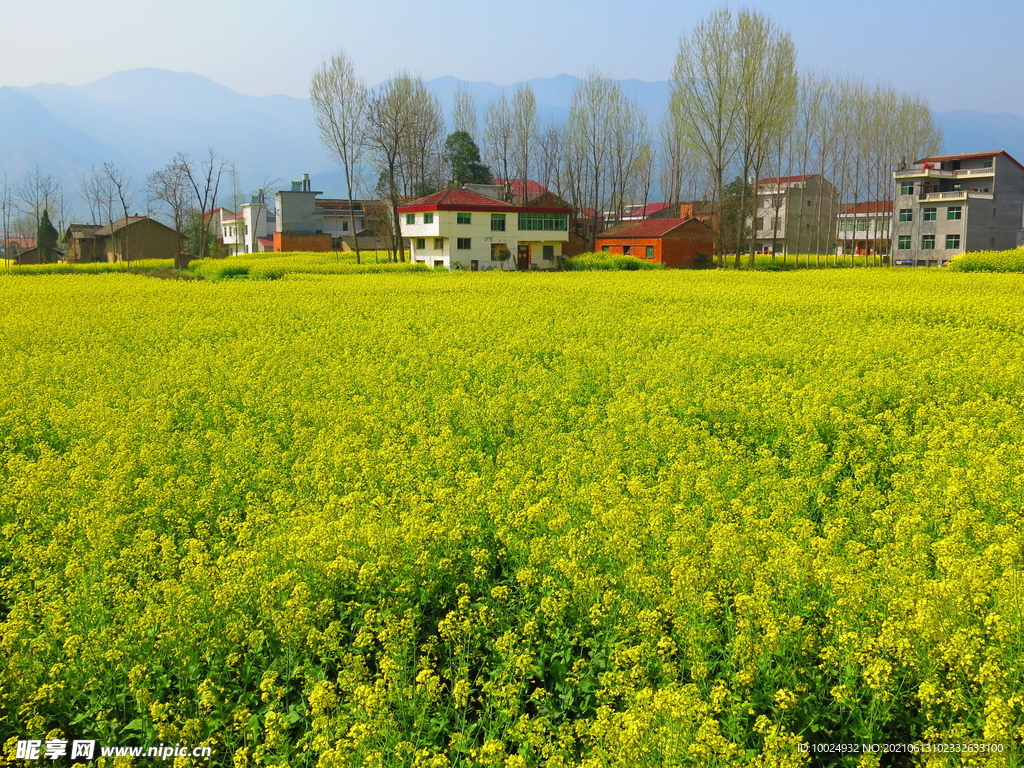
[1,269,1023,767]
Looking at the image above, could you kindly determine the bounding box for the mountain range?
[2,68,1023,218]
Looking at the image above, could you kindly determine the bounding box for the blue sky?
[6,0,1024,114]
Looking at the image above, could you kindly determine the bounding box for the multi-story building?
[836,201,892,258]
[273,174,371,251]
[396,188,571,270]
[891,151,1024,266]
[751,174,840,255]
[222,192,276,255]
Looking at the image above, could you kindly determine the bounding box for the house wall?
[595,226,714,268]
[402,209,569,269]
[275,190,322,234]
[104,220,179,261]
[273,232,332,252]
[66,237,105,263]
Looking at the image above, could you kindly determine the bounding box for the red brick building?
[595,218,715,268]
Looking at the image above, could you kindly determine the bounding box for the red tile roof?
[622,202,674,218]
[401,188,515,209]
[841,200,894,215]
[399,187,570,214]
[597,218,709,239]
[759,174,816,185]
[223,212,244,221]
[917,150,1024,170]
[492,179,551,197]
[257,236,274,247]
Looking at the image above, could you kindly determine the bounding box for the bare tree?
[16,167,66,235]
[484,93,515,199]
[365,73,442,261]
[99,162,135,262]
[536,120,565,199]
[511,84,539,200]
[452,84,479,140]
[147,162,191,254]
[734,10,798,267]
[173,149,228,258]
[311,52,369,263]
[79,166,118,226]
[668,8,742,264]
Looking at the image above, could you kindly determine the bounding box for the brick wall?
[273,232,333,252]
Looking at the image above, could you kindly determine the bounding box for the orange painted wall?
[595,228,714,268]
[273,232,333,252]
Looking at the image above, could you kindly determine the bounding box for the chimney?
[302,173,310,192]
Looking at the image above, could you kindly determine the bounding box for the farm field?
[1,269,1023,767]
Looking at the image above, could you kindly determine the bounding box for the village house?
[64,217,179,262]
[595,218,715,268]
[222,192,277,255]
[891,150,1024,266]
[751,174,840,255]
[836,201,893,258]
[273,174,372,251]
[397,187,572,270]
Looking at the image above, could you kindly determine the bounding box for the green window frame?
[922,235,935,250]
[424,212,434,224]
[947,206,962,220]
[456,238,471,249]
[601,245,609,252]
[542,245,555,260]
[900,182,914,195]
[416,238,425,250]
[897,235,911,250]
[490,214,506,231]
[517,212,568,231]
[899,209,913,222]
[645,246,654,258]
[945,234,961,249]
[405,213,415,225]
[457,212,471,224]
[923,207,937,221]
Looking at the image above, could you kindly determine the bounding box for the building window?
[839,219,855,232]
[899,208,913,222]
[406,213,415,225]
[983,160,993,168]
[991,238,997,248]
[947,206,962,220]
[543,245,555,260]
[457,238,471,249]
[993,208,998,218]
[945,234,961,249]
[645,246,654,258]
[923,207,937,221]
[424,212,434,224]
[755,217,764,230]
[416,238,425,250]
[856,218,870,231]
[622,245,631,255]
[601,245,609,252]
[517,212,568,231]
[342,221,349,231]
[434,260,444,268]
[897,235,911,250]
[434,238,444,250]
[457,212,471,224]
[900,182,914,195]
[491,214,506,231]
[922,235,935,250]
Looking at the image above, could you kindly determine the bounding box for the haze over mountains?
[3,68,1023,218]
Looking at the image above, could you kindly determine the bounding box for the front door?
[517,244,530,271]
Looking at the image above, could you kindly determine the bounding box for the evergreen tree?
[36,209,59,263]
[443,131,492,187]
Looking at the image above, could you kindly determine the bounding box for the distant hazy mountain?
[2,68,1022,220]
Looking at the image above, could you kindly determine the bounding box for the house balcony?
[894,167,994,180]
[918,190,993,202]
[894,168,955,180]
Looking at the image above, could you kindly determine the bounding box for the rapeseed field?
[0,269,1021,766]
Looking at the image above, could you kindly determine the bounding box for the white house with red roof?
[397,188,571,270]
[222,193,276,255]
[891,150,1024,266]
[751,174,840,255]
[837,200,893,257]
